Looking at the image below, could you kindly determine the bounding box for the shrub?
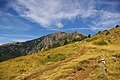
[97,31,101,34]
[88,34,91,38]
[115,25,120,28]
[108,39,111,43]
[64,39,68,45]
[53,42,61,47]
[93,40,108,45]
[105,31,110,35]
[47,55,51,58]
[103,30,107,32]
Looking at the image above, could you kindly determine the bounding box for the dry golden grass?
[0,27,120,80]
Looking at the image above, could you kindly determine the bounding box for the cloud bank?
[10,0,120,30]
[11,0,95,28]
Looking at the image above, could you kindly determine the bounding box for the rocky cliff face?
[0,32,86,62]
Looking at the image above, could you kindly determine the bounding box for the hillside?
[0,27,120,80]
[0,32,86,62]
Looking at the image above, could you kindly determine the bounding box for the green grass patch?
[93,40,108,45]
[39,53,66,65]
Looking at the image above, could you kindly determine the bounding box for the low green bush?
[93,40,108,45]
[108,39,111,43]
[115,25,120,28]
[105,31,110,35]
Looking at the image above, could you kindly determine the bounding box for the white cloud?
[11,0,95,28]
[10,38,31,42]
[56,22,63,28]
[10,0,120,30]
[90,10,120,30]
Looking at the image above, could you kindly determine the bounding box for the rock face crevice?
[0,32,86,62]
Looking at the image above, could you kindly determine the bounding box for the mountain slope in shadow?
[0,32,86,62]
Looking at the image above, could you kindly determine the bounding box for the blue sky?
[0,0,120,44]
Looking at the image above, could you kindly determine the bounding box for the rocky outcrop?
[0,32,86,62]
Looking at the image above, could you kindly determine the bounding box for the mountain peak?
[0,32,86,62]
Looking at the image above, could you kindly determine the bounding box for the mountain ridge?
[0,31,86,62]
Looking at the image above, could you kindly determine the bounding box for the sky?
[0,0,120,44]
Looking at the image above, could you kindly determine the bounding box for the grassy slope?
[0,27,120,80]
